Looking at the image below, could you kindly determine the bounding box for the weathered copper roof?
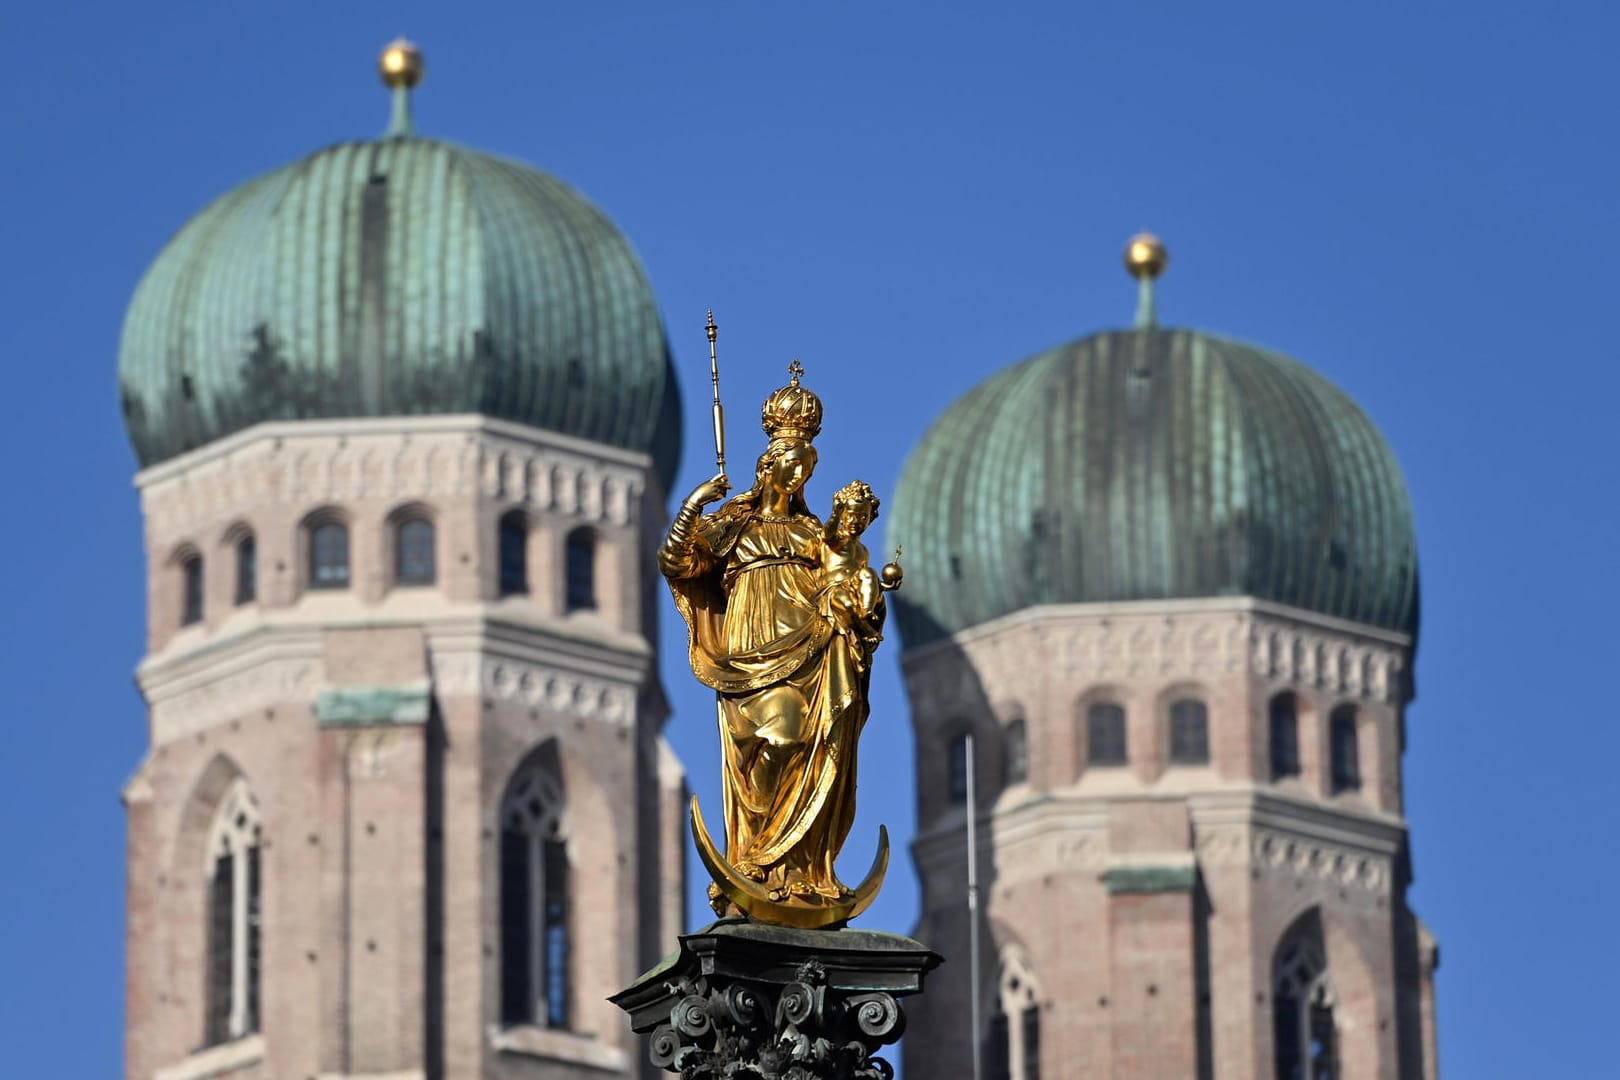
[888,328,1418,648]
[119,137,681,489]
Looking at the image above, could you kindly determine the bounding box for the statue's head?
[760,359,823,443]
[829,479,880,539]
[757,437,817,497]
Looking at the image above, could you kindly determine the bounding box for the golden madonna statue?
[661,358,900,928]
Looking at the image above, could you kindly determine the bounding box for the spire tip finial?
[1124,231,1168,328]
[379,38,425,89]
[1124,231,1168,282]
[379,38,424,138]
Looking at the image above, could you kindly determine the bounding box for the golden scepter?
[706,310,726,476]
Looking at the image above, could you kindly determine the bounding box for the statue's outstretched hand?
[686,473,731,508]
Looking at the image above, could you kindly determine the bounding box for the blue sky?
[2,3,1616,1075]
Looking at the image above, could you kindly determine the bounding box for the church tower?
[119,43,686,1079]
[890,236,1440,1078]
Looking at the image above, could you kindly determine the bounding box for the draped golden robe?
[662,506,868,899]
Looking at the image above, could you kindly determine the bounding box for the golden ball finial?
[1124,231,1169,281]
[379,38,425,89]
[880,546,904,591]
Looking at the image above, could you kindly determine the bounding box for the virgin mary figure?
[659,365,878,909]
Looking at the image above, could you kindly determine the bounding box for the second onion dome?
[887,235,1418,650]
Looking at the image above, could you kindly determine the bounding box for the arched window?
[1273,910,1336,1080]
[564,528,596,611]
[394,514,436,585]
[498,511,529,596]
[234,534,256,606]
[1003,719,1028,786]
[1269,694,1301,780]
[1169,698,1210,765]
[1086,702,1127,767]
[308,518,349,589]
[985,946,1042,1080]
[1329,706,1360,793]
[500,756,570,1030]
[204,779,262,1047]
[181,553,205,626]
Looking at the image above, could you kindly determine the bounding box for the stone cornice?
[136,414,655,489]
[489,1023,629,1072]
[1187,788,1407,854]
[428,653,641,730]
[152,1034,265,1080]
[911,786,1406,898]
[137,414,656,534]
[913,786,1404,857]
[140,607,651,691]
[911,792,1107,869]
[138,611,658,743]
[1193,819,1397,898]
[903,595,1411,662]
[902,599,1410,718]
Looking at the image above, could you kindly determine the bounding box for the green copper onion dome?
[119,46,681,489]
[888,240,1418,649]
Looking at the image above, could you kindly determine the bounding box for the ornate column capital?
[612,918,941,1079]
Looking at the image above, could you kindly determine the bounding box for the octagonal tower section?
[119,50,685,1080]
[890,245,1439,1080]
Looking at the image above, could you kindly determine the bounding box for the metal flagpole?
[966,731,982,1080]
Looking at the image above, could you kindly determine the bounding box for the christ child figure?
[818,479,889,662]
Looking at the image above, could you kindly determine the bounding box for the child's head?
[829,480,880,539]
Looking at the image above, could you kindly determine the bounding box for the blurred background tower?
[890,234,1440,1079]
[118,42,685,1079]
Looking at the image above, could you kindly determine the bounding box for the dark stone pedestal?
[611,917,942,1079]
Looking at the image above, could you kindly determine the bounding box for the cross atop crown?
[761,359,822,441]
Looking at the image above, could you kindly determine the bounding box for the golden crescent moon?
[690,795,888,930]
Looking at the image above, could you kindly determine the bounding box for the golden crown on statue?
[760,359,824,441]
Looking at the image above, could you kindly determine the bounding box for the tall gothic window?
[394,514,436,585]
[181,553,205,626]
[498,511,528,596]
[234,534,256,605]
[1003,719,1028,786]
[1274,910,1337,1080]
[1329,705,1360,793]
[500,757,570,1030]
[985,946,1042,1080]
[564,528,596,611]
[1269,694,1301,780]
[948,732,971,805]
[308,518,349,589]
[204,779,262,1047]
[1169,698,1210,765]
[1086,702,1127,767]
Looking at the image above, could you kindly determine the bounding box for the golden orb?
[880,562,904,590]
[1124,231,1169,280]
[379,38,425,89]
